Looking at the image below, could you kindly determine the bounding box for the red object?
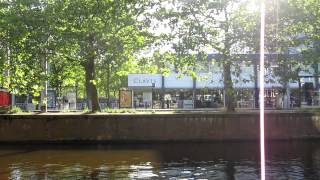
[0,89,11,107]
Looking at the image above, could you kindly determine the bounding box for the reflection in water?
[0,141,319,179]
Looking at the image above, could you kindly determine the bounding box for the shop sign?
[128,74,162,88]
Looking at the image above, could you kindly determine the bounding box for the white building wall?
[232,66,255,88]
[197,65,224,88]
[128,65,303,89]
[164,73,193,89]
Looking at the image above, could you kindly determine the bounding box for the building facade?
[128,54,320,109]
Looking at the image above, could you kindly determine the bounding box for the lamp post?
[75,82,78,110]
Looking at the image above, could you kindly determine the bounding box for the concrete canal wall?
[0,112,320,143]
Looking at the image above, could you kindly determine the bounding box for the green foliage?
[82,107,90,113]
[0,0,154,112]
[0,0,319,112]
[102,108,136,113]
[151,0,260,111]
[288,0,320,65]
[9,106,23,114]
[262,0,320,87]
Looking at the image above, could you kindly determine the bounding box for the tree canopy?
[0,0,319,111]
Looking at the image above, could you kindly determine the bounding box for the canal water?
[0,141,319,179]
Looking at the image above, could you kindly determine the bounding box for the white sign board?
[197,72,224,88]
[164,73,193,89]
[128,70,301,89]
[128,74,162,88]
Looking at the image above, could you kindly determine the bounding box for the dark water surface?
[0,141,319,179]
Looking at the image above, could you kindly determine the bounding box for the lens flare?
[259,1,266,180]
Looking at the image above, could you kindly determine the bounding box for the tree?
[289,0,320,89]
[43,0,153,112]
[153,0,259,111]
[0,0,50,98]
[0,0,154,112]
[96,19,153,106]
[263,0,320,108]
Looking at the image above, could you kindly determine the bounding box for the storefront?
[299,75,319,106]
[128,73,195,109]
[128,70,305,109]
[128,89,166,109]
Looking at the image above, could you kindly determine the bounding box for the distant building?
[128,54,320,109]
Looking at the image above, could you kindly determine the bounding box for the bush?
[102,108,135,114]
[9,106,23,114]
[0,106,10,114]
[82,107,90,113]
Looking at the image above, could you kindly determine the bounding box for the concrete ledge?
[0,112,319,142]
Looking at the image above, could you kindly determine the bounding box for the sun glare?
[259,0,266,180]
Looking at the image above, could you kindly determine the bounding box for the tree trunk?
[314,64,319,106]
[298,77,301,107]
[283,82,291,109]
[106,63,110,107]
[221,7,235,112]
[313,63,319,90]
[223,62,235,112]
[161,75,165,109]
[85,55,100,112]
